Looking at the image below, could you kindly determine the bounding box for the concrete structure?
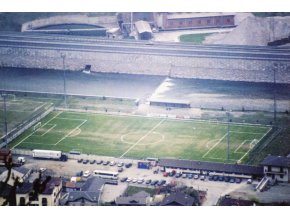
[260,155,290,183]
[0,33,290,84]
[149,99,191,108]
[155,13,235,30]
[134,20,152,40]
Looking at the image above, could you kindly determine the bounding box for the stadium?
[1,67,289,164]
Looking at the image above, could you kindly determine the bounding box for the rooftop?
[115,191,150,205]
[260,155,290,168]
[159,158,263,176]
[166,12,235,20]
[134,20,152,34]
[160,192,195,206]
[81,177,105,192]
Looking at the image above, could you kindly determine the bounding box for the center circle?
[121,131,164,145]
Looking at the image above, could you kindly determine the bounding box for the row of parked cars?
[120,177,167,186]
[163,170,244,183]
[77,158,132,169]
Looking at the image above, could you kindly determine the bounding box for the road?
[0,32,290,61]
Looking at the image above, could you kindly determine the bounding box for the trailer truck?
[32,149,67,161]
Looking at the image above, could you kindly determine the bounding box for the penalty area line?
[11,111,63,150]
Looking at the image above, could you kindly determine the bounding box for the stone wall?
[0,46,289,83]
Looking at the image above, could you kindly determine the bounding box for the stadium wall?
[0,47,289,83]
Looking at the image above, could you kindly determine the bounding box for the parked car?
[213,176,219,181]
[235,178,242,183]
[218,176,224,182]
[137,179,144,184]
[200,175,205,181]
[225,177,230,182]
[83,170,91,177]
[97,160,103,165]
[168,170,176,177]
[229,178,235,183]
[208,176,213,181]
[125,163,132,168]
[83,159,89,164]
[103,161,109,165]
[151,180,159,186]
[76,171,83,177]
[160,180,166,185]
[145,179,152,184]
[188,174,193,179]
[193,174,199,179]
[110,161,116,166]
[77,159,83,163]
[163,172,169,177]
[39,168,46,173]
[126,177,132,182]
[175,172,182,178]
[182,174,187,179]
[132,178,138,183]
[90,160,96,164]
[118,167,123,172]
[120,177,127,182]
[117,162,124,167]
[247,179,253,184]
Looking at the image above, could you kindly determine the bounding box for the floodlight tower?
[61,53,67,108]
[226,110,231,162]
[1,92,8,148]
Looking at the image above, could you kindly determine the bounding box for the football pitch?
[9,111,272,163]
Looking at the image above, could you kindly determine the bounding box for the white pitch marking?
[119,119,165,158]
[238,127,272,162]
[11,111,63,149]
[41,124,56,136]
[54,119,87,146]
[202,133,227,158]
[234,140,251,153]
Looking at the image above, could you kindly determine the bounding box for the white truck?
[32,149,67,161]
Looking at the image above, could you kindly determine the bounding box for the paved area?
[19,155,252,205]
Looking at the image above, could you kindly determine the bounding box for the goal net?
[250,139,258,149]
[33,122,42,132]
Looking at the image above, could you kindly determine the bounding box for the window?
[216,19,220,23]
[207,19,211,24]
[179,21,183,25]
[280,175,284,179]
[19,197,26,206]
[42,197,48,206]
[188,20,192,25]
[227,18,231,23]
[170,21,173,26]
[198,20,201,25]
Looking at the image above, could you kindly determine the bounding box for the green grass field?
[179,33,213,44]
[9,111,271,163]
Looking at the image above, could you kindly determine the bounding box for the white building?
[260,155,290,183]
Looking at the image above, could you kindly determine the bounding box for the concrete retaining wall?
[0,46,289,83]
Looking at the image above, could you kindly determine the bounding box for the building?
[60,177,105,206]
[16,177,62,206]
[0,167,31,186]
[155,12,235,30]
[0,149,12,166]
[159,158,264,178]
[134,20,152,40]
[115,191,151,206]
[159,192,196,206]
[149,99,191,108]
[260,155,290,183]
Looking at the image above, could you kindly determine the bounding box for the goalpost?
[249,139,258,149]
[33,122,42,132]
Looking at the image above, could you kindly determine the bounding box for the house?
[16,177,62,206]
[134,20,152,40]
[260,155,290,182]
[155,12,235,31]
[60,177,105,206]
[0,149,12,166]
[159,192,196,206]
[0,167,32,186]
[115,191,151,206]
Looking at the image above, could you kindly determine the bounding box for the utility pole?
[1,92,8,148]
[130,12,134,33]
[61,54,67,108]
[226,111,230,162]
[273,63,277,123]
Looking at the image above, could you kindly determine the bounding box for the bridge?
[0,32,290,83]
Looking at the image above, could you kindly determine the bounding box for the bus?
[93,170,119,180]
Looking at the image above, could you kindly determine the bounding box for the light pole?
[273,63,277,123]
[1,92,8,149]
[226,111,231,162]
[61,54,67,108]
